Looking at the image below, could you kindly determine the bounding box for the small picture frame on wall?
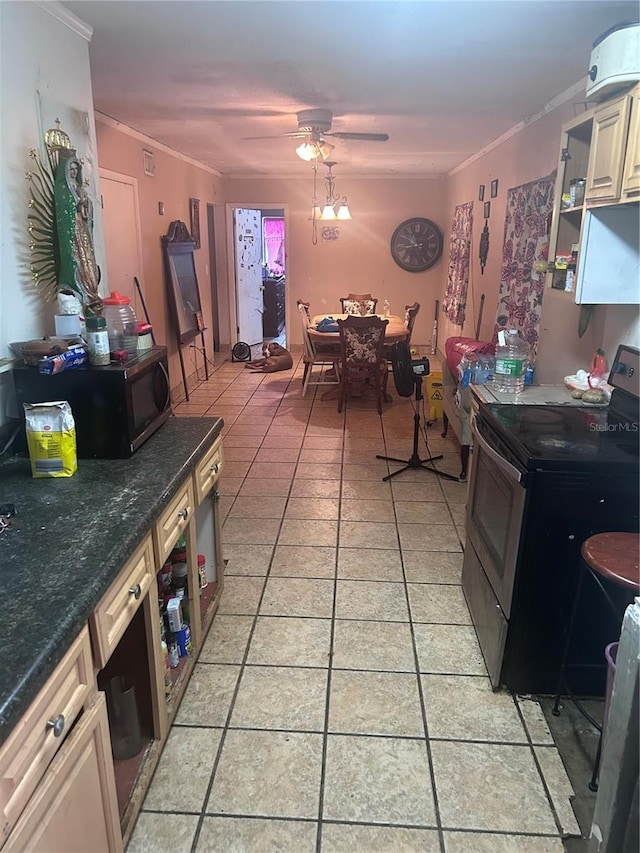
[189,198,201,249]
[484,201,491,219]
[478,184,485,202]
[491,179,499,198]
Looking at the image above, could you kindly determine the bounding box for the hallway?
[128,351,576,852]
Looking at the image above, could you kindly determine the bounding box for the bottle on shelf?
[494,329,528,394]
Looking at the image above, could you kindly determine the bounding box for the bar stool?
[552,531,639,791]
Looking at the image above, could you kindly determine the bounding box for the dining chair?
[296,299,311,323]
[336,315,389,414]
[297,302,340,396]
[339,293,378,315]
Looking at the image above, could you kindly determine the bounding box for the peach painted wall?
[440,98,639,382]
[225,175,448,348]
[95,119,227,395]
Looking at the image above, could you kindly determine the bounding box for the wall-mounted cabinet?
[575,204,640,304]
[547,84,640,305]
[546,110,594,294]
[584,91,633,204]
[622,88,640,197]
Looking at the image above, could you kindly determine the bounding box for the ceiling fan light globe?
[296,142,318,161]
[317,140,334,160]
[320,205,337,220]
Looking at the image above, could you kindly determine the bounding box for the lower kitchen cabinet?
[0,428,225,851]
[4,695,121,853]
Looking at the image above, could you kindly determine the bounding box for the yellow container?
[426,370,443,420]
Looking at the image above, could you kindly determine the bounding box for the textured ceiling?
[63,0,638,177]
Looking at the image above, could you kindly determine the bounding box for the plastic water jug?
[494,329,528,394]
[102,291,138,359]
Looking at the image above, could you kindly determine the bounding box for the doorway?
[226,204,288,355]
[99,169,144,318]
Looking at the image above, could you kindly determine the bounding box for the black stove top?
[480,401,639,473]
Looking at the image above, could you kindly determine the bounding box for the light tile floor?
[128,352,575,853]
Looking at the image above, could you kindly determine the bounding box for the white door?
[99,170,144,320]
[233,208,263,347]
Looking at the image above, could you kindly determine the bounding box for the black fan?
[231,341,252,363]
[392,341,418,397]
[376,343,458,482]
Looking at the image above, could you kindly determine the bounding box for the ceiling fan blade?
[242,131,309,140]
[326,132,389,142]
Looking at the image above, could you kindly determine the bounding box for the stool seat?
[581,532,640,591]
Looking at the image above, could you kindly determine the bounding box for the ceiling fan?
[245,109,389,160]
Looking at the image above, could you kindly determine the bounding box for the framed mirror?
[161,220,209,399]
[162,220,205,345]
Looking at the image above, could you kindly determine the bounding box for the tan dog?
[245,342,293,373]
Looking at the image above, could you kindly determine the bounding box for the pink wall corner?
[96,120,225,397]
[439,100,581,348]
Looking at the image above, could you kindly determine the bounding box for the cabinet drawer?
[4,694,121,853]
[153,479,195,562]
[89,533,155,669]
[0,627,94,845]
[193,436,224,504]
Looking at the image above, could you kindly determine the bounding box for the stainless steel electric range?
[462,345,639,695]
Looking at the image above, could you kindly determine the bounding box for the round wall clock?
[390,217,444,272]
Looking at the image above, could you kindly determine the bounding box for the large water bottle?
[494,329,528,394]
[102,291,138,360]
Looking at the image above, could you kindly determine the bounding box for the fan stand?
[376,376,459,482]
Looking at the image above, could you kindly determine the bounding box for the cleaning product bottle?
[588,349,607,388]
[494,329,528,394]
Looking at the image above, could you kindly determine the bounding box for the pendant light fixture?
[310,160,351,244]
[319,161,351,221]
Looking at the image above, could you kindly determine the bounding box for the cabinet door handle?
[212,489,220,502]
[46,714,65,738]
[178,508,189,520]
[129,584,142,600]
[210,463,219,474]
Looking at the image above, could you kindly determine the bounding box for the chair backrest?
[296,299,311,323]
[337,315,388,368]
[340,293,378,315]
[298,301,316,359]
[404,302,421,343]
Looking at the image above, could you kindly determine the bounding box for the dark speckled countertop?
[0,415,223,747]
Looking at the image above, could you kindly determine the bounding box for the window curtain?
[442,200,474,326]
[494,176,554,360]
[263,218,285,274]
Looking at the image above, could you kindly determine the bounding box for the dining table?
[307,313,409,401]
[308,313,409,349]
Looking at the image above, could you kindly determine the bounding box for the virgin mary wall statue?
[27,119,102,313]
[54,149,102,314]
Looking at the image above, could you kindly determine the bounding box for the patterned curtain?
[494,176,554,359]
[442,201,474,325]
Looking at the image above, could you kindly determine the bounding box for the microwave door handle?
[156,360,171,411]
[472,421,524,485]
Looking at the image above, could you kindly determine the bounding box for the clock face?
[390,217,444,272]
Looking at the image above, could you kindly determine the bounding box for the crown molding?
[95,112,223,177]
[447,77,588,177]
[38,1,93,42]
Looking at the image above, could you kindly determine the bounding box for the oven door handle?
[472,421,524,485]
[156,360,171,412]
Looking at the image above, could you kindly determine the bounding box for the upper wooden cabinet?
[621,88,640,197]
[585,85,638,205]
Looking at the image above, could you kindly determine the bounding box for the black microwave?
[13,346,172,458]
